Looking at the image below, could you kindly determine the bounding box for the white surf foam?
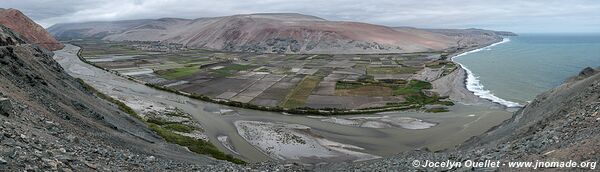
[451,38,523,108]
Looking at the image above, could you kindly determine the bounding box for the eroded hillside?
[0,8,63,50]
[48,13,508,54]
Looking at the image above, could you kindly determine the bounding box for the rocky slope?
[49,13,468,54]
[0,8,64,51]
[0,23,248,171]
[318,67,600,171]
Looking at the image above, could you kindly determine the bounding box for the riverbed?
[54,44,512,163]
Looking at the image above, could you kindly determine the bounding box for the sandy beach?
[433,38,510,109]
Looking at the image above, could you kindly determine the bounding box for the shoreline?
[445,37,522,109]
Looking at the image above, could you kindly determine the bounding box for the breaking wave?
[451,38,523,108]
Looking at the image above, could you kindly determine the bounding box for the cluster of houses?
[126,41,185,52]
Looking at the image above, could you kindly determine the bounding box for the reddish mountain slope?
[50,13,459,54]
[0,8,64,50]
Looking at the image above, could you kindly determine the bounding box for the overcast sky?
[1,0,599,33]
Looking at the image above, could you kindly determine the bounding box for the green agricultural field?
[334,79,452,107]
[426,60,456,69]
[280,75,321,108]
[391,80,454,106]
[393,80,432,95]
[155,65,201,79]
[335,81,365,89]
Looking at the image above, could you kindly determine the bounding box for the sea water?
[453,33,600,106]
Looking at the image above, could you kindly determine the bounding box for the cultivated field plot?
[75,40,457,110]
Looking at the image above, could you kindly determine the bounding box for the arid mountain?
[48,13,493,54]
[0,8,63,51]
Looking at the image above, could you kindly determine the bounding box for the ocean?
[452,33,600,107]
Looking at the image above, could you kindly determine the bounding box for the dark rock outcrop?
[564,66,598,83]
[578,67,597,78]
[0,97,11,117]
[0,25,26,46]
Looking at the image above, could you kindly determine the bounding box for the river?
[54,44,512,163]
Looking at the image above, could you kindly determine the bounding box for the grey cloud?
[1,0,599,33]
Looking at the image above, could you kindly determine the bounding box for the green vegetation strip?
[148,123,246,164]
[163,123,195,133]
[75,78,245,164]
[425,107,449,113]
[76,78,142,120]
[155,66,201,79]
[367,66,421,74]
[147,123,245,164]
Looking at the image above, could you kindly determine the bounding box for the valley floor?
[54,44,513,164]
[73,40,464,114]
